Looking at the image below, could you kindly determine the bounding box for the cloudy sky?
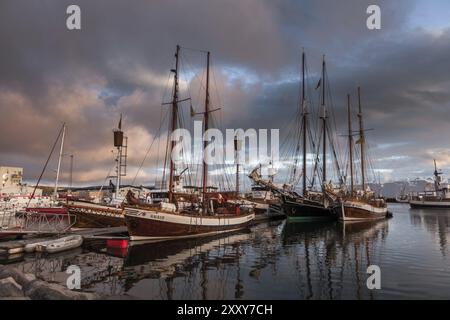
[1,0,450,188]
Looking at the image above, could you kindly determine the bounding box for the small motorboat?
[0,240,25,255]
[25,238,58,253]
[35,235,83,254]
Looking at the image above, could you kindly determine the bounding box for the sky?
[1,0,450,188]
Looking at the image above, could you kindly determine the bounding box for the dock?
[0,213,285,257]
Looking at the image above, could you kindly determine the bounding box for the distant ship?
[395,183,409,203]
[409,160,450,208]
[395,196,409,203]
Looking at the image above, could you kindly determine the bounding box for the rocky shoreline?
[0,265,100,300]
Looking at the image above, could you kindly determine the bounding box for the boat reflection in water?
[6,204,450,299]
[121,219,389,300]
[2,220,389,299]
[3,247,126,296]
[409,208,450,255]
[122,228,257,299]
[281,219,389,300]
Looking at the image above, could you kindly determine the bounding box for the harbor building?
[0,166,42,196]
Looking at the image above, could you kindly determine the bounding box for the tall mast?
[202,51,211,213]
[357,87,365,192]
[321,56,327,186]
[302,50,308,196]
[347,94,354,196]
[168,45,180,203]
[54,123,66,199]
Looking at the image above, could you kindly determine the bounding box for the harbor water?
[1,203,450,300]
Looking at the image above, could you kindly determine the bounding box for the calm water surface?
[2,203,450,299]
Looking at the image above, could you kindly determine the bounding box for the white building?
[1,166,23,188]
[0,166,42,196]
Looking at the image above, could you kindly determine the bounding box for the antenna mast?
[69,154,73,194]
[54,123,66,199]
[235,136,241,197]
[113,114,125,201]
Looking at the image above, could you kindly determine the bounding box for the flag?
[118,114,122,130]
[355,137,365,145]
[315,78,321,90]
[190,105,196,117]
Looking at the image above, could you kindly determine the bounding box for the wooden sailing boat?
[280,53,336,221]
[334,88,388,221]
[124,46,255,240]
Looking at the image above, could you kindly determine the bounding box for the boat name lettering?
[148,213,165,220]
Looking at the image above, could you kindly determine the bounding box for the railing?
[0,202,17,229]
[0,204,76,234]
[409,191,438,197]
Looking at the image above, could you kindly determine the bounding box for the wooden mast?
[202,51,211,213]
[357,87,365,193]
[321,56,327,187]
[168,45,180,203]
[347,94,354,197]
[302,50,308,197]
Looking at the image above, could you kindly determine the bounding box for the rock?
[0,277,24,297]
[0,267,36,287]
[0,265,99,300]
[24,280,99,300]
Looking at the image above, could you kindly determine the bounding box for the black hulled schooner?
[250,52,343,221]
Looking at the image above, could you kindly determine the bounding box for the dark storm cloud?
[1,0,449,184]
[243,26,450,181]
[0,0,287,183]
